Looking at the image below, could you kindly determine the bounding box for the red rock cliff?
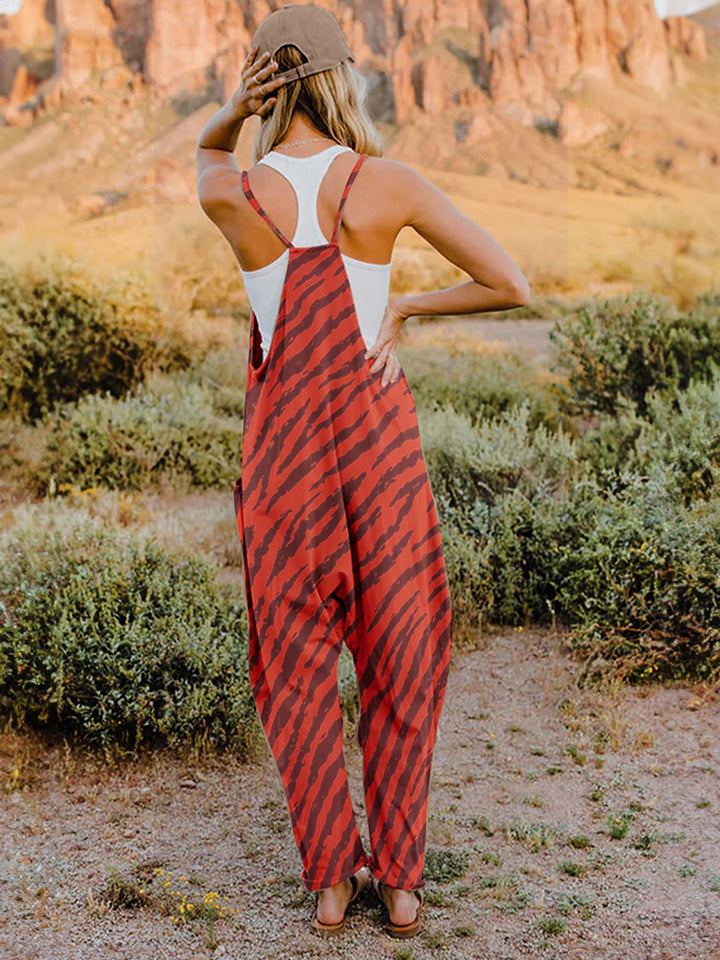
[0,0,710,132]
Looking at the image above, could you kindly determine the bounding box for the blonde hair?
[252,43,384,163]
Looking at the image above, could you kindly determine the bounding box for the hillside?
[0,0,719,308]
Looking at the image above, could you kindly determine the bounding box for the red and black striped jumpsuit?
[233,152,453,892]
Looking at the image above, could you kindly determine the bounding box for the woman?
[196,3,529,941]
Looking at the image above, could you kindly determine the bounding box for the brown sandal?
[372,876,425,938]
[310,871,366,936]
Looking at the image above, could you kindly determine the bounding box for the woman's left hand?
[364,301,408,387]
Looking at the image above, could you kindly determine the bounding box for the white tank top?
[240,145,392,360]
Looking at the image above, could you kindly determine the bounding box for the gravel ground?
[1,626,719,960]
[404,316,559,369]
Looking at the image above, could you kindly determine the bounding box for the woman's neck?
[274,115,335,153]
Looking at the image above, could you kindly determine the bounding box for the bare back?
[214,152,406,272]
[198,146,530,305]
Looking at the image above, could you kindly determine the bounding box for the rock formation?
[56,0,132,90]
[0,0,55,102]
[0,0,712,139]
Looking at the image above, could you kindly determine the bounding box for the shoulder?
[357,155,424,187]
[199,156,276,227]
[358,156,437,200]
[355,156,443,224]
[197,154,244,224]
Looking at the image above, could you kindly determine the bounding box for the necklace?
[274,136,336,151]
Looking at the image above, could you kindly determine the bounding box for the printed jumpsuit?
[233,152,453,892]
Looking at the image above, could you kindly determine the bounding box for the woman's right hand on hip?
[364,300,410,387]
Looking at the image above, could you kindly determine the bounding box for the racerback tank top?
[239,144,392,360]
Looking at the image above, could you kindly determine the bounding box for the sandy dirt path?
[1,628,719,959]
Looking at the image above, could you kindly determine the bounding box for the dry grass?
[2,488,242,573]
[1,71,719,322]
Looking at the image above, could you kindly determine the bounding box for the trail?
[1,628,718,959]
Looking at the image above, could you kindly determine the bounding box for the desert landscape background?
[1,2,720,959]
[1,0,719,310]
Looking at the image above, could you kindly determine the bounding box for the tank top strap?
[241,170,294,248]
[331,154,367,245]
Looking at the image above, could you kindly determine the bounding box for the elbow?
[503,276,531,308]
[196,180,207,212]
[196,178,215,217]
[196,170,216,212]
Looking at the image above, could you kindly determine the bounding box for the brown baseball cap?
[251,3,355,85]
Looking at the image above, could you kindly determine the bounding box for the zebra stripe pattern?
[234,152,453,892]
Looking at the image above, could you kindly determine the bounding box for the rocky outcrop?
[0,0,55,100]
[478,0,707,108]
[0,0,712,136]
[56,0,132,90]
[145,0,251,100]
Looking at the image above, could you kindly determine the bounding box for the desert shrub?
[636,370,720,503]
[436,473,720,682]
[419,400,587,516]
[0,259,196,422]
[419,401,587,635]
[431,484,577,638]
[0,517,260,759]
[42,379,243,493]
[424,847,470,883]
[572,402,647,483]
[404,346,563,428]
[183,347,247,419]
[578,364,720,504]
[472,488,565,628]
[556,473,720,686]
[420,395,720,680]
[437,518,489,648]
[0,413,47,493]
[549,289,720,418]
[686,288,720,324]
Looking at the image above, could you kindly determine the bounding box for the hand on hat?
[233,45,286,120]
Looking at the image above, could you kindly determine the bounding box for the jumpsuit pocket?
[233,477,244,544]
[233,477,250,613]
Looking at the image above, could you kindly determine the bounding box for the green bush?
[438,518,489,647]
[549,289,720,418]
[578,364,720,504]
[419,400,586,518]
[418,392,720,680]
[0,518,260,759]
[433,490,572,640]
[436,473,720,683]
[686,289,720,325]
[403,345,563,429]
[184,347,247,419]
[419,401,589,637]
[423,847,470,882]
[0,259,194,423]
[636,370,720,504]
[42,379,243,493]
[556,475,720,685]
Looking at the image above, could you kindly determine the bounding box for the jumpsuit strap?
[331,154,367,245]
[241,169,294,248]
